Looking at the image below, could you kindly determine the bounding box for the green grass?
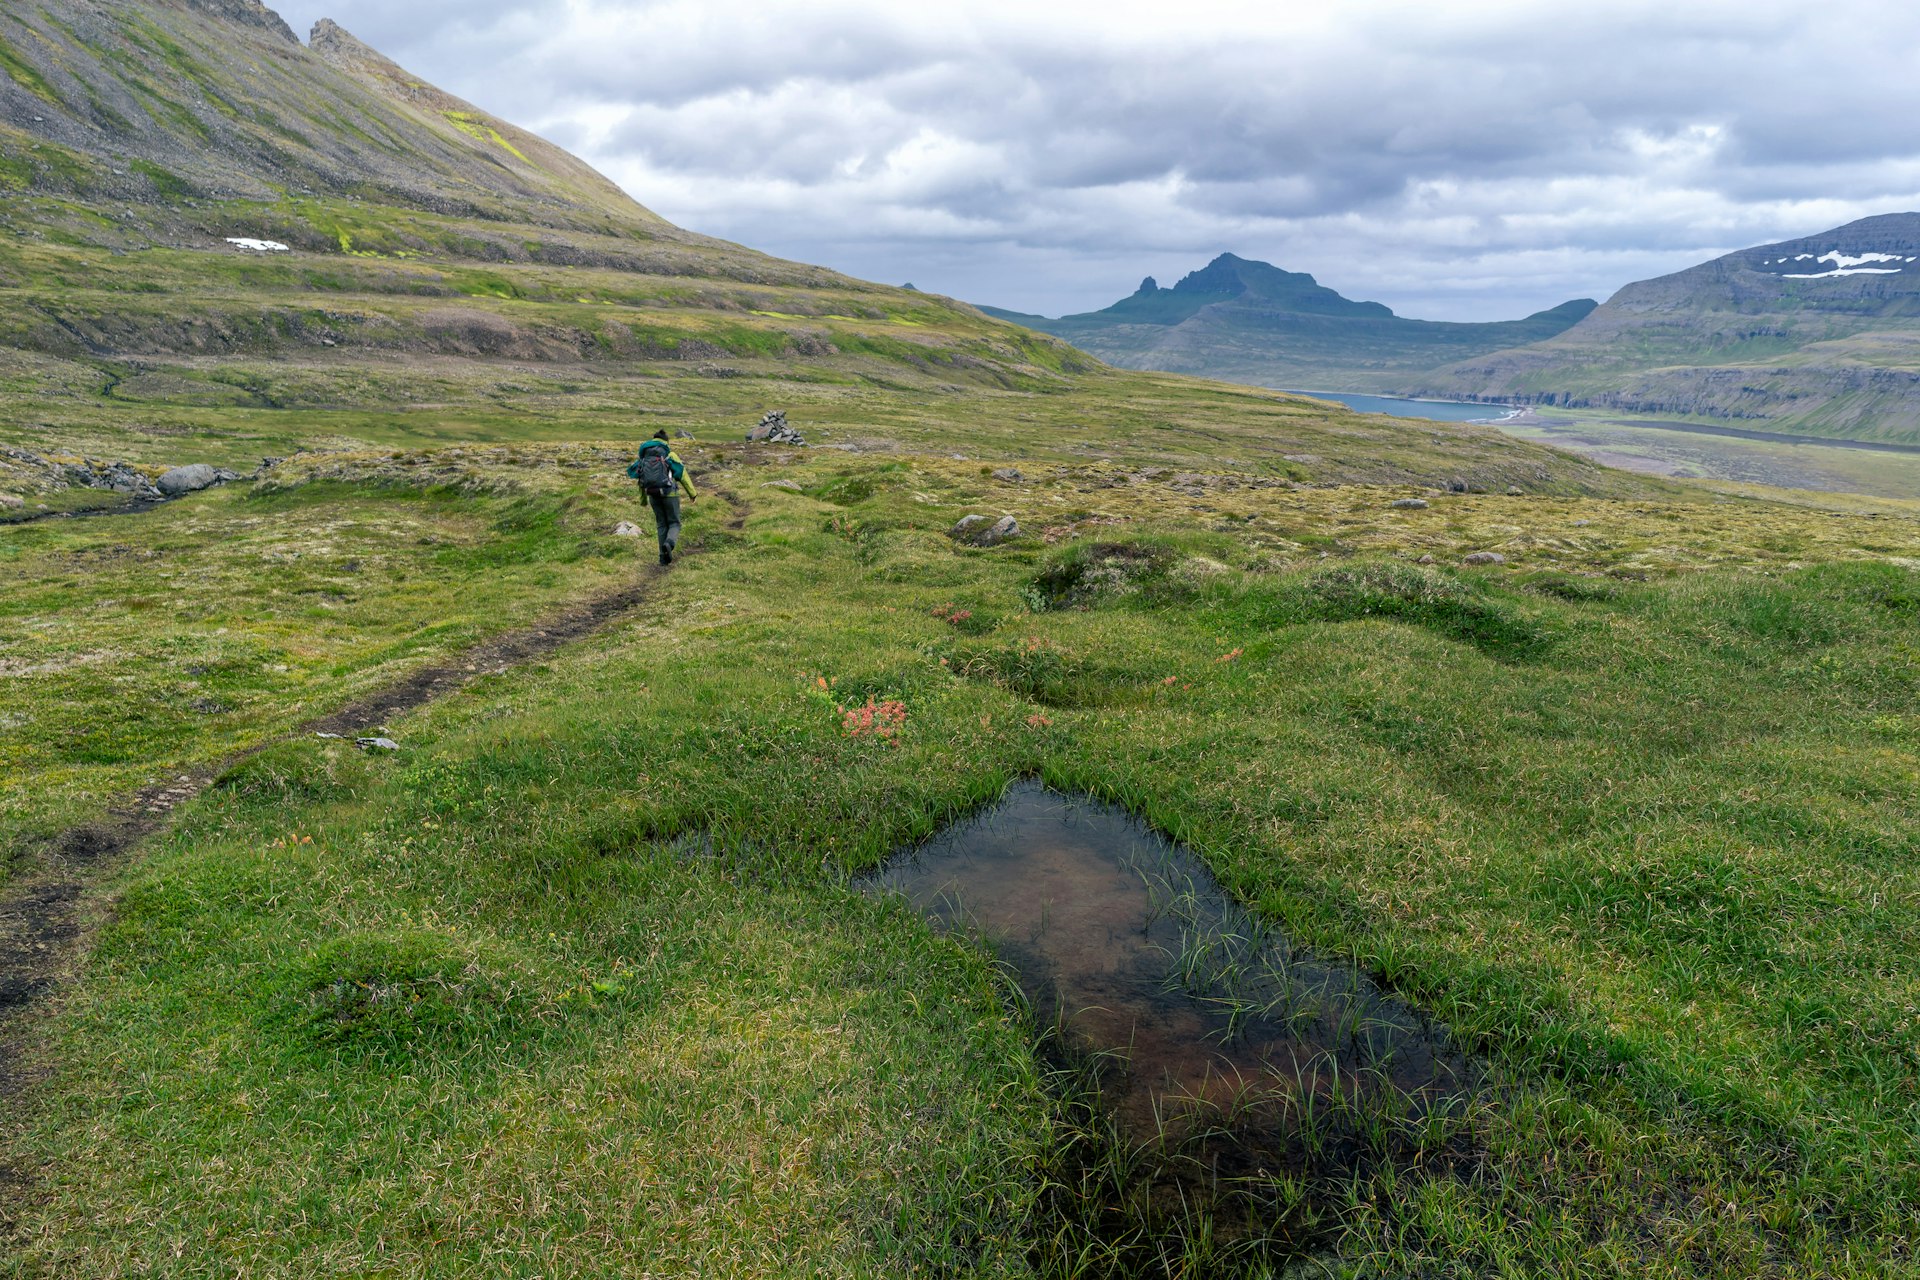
[6,443,1920,1276]
[0,449,658,872]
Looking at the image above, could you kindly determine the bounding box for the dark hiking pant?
[647,490,682,554]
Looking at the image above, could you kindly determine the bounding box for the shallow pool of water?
[871,782,1473,1154]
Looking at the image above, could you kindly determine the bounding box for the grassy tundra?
[4,2,1920,1273]
[5,427,1920,1277]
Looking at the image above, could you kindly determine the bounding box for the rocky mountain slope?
[0,0,1100,394]
[1415,214,1920,443]
[982,253,1597,392]
[0,0,1635,503]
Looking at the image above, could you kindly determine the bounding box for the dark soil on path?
[0,487,747,1106]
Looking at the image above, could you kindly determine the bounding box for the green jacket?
[628,440,697,498]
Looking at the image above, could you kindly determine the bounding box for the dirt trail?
[0,487,746,1102]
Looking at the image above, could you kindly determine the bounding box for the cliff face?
[1416,214,1920,443]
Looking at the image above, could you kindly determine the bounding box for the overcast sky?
[270,0,1920,320]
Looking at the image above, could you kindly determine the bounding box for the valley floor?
[4,415,1920,1277]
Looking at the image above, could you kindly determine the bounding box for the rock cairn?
[746,410,806,445]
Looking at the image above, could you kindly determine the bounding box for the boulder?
[992,468,1024,483]
[1463,551,1508,566]
[0,494,23,511]
[1390,498,1429,510]
[950,514,1019,547]
[355,737,401,752]
[157,464,221,496]
[613,521,645,537]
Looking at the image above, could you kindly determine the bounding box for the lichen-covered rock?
[1463,551,1508,565]
[613,521,644,537]
[992,468,1024,483]
[0,494,23,511]
[1391,498,1429,510]
[949,514,1019,547]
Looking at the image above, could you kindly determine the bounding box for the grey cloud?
[263,0,1920,320]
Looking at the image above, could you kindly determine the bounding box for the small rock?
[1447,479,1469,493]
[1506,486,1524,496]
[991,468,1024,483]
[613,521,644,537]
[950,514,1019,547]
[1390,498,1429,510]
[0,494,23,511]
[314,732,345,740]
[1572,519,1591,528]
[1416,554,1436,565]
[944,514,1021,545]
[982,516,1019,545]
[676,428,695,439]
[157,463,220,496]
[760,479,803,491]
[1463,552,1508,566]
[355,737,401,752]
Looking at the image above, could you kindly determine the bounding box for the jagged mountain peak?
[0,0,657,227]
[181,0,299,45]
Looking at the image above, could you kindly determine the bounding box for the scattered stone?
[760,479,803,491]
[0,494,23,511]
[950,514,1020,547]
[1463,551,1508,566]
[676,429,695,439]
[1390,498,1429,510]
[355,737,401,752]
[315,732,345,740]
[613,521,644,537]
[1573,519,1592,527]
[1416,554,1436,565]
[746,409,806,445]
[1447,479,1469,493]
[992,468,1024,483]
[1506,486,1525,496]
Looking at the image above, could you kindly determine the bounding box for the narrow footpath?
[0,488,746,1105]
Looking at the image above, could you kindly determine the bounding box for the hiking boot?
[660,548,673,566]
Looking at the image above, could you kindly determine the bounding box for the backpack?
[629,442,674,494]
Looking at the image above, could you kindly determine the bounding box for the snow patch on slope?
[1775,250,1907,279]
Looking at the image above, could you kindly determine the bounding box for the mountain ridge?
[981,252,1597,393]
[1415,212,1920,442]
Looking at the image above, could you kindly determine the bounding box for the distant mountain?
[981,253,1597,392]
[1416,214,1920,443]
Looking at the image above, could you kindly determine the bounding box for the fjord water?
[1282,389,1516,421]
[872,781,1477,1241]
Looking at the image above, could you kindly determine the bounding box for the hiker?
[626,430,697,565]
